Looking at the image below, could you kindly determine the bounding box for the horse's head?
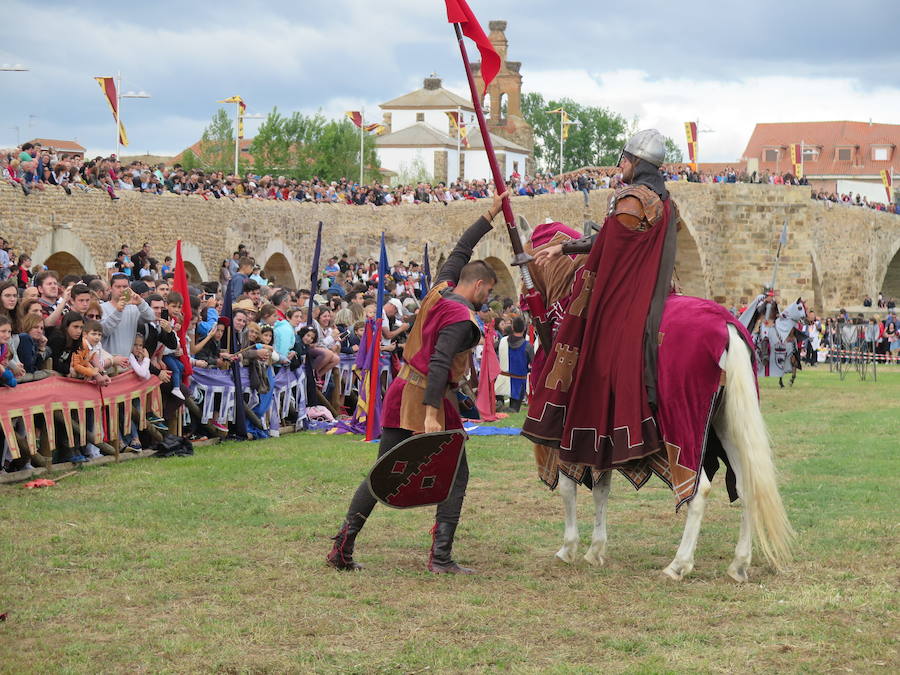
[780,297,812,323]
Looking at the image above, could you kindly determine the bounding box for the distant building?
[376,75,530,184]
[27,138,86,159]
[742,121,899,202]
[375,21,533,184]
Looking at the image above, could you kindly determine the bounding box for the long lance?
[452,23,551,349]
[766,219,788,320]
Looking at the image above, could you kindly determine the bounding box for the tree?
[521,92,629,174]
[248,109,379,182]
[664,136,684,164]
[249,107,327,175]
[197,108,240,172]
[180,148,199,171]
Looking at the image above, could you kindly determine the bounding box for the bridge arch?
[879,238,900,305]
[474,231,519,302]
[674,203,711,299]
[258,239,300,289]
[171,242,210,283]
[31,228,99,277]
[44,251,86,278]
[483,256,517,302]
[675,224,706,298]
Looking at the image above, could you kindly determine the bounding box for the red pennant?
[445,0,500,94]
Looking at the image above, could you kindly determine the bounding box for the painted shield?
[366,430,466,509]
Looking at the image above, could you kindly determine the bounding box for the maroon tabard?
[522,200,672,469]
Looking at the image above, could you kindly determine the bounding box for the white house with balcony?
[375,75,530,185]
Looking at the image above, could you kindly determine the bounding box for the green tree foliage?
[180,148,199,171]
[664,136,684,164]
[198,108,240,172]
[521,92,629,174]
[248,108,379,182]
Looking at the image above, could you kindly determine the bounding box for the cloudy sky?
[2,0,898,161]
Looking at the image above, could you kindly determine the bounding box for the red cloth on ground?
[523,201,673,468]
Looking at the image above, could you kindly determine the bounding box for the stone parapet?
[1,182,898,313]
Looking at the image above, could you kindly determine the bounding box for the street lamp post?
[547,108,577,176]
[239,112,264,176]
[115,71,150,157]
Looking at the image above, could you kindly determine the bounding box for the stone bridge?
[2,182,899,313]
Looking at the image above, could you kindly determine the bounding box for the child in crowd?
[129,333,151,380]
[159,293,186,400]
[342,321,364,355]
[71,320,112,385]
[0,316,18,387]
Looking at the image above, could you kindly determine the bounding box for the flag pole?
[456,106,461,180]
[115,71,121,157]
[452,21,550,350]
[234,100,240,176]
[559,108,564,176]
[452,22,529,267]
[359,107,365,186]
[769,219,788,291]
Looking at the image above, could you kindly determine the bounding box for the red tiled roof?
[742,121,900,177]
[173,138,255,167]
[27,138,86,153]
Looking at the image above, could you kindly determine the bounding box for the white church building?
[375,75,530,184]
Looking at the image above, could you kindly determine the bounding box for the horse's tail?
[723,324,794,569]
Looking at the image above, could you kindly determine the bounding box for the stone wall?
[1,181,898,312]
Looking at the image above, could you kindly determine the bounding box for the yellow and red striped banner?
[345,111,363,128]
[219,96,246,138]
[445,111,469,147]
[790,144,803,179]
[95,76,128,147]
[684,121,698,171]
[347,112,386,135]
[881,169,893,203]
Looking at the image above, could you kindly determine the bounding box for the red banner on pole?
[445,0,500,94]
[173,239,194,382]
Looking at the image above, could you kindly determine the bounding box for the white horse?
[525,225,796,582]
[554,322,794,582]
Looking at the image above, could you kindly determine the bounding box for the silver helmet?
[621,129,667,167]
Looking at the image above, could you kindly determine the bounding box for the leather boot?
[427,521,477,574]
[326,513,366,571]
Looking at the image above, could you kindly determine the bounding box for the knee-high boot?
[427,521,476,574]
[326,513,366,571]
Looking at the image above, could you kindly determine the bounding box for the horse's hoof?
[555,548,577,564]
[727,562,749,583]
[583,547,606,566]
[662,561,692,581]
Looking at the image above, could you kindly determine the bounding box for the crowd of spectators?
[0,234,528,475]
[4,141,897,216]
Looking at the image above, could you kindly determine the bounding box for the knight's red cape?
[522,201,673,468]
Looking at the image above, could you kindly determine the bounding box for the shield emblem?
[772,343,787,372]
[366,430,466,509]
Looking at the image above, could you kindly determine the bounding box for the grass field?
[1,368,898,673]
